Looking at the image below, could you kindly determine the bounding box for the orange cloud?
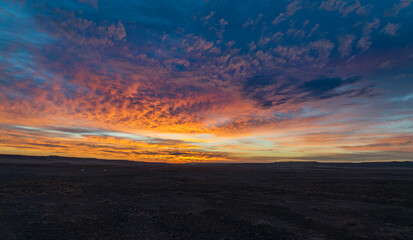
[342,135,413,153]
[0,126,234,163]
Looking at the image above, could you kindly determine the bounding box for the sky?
[0,0,412,163]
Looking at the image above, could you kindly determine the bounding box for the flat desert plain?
[0,155,412,239]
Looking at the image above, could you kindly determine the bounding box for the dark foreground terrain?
[0,155,412,240]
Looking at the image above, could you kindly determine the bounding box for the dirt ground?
[0,155,412,239]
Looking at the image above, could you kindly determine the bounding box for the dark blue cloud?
[242,74,373,107]
[298,77,361,98]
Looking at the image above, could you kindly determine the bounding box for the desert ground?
[0,155,412,240]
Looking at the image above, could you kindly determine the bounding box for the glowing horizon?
[1,0,412,163]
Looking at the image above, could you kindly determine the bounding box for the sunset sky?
[1,0,412,163]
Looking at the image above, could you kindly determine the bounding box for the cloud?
[107,21,126,41]
[309,39,335,61]
[357,18,380,52]
[35,8,127,48]
[0,0,412,162]
[298,77,354,97]
[381,23,401,36]
[340,1,361,16]
[271,0,301,26]
[78,0,98,9]
[268,152,413,162]
[389,0,413,16]
[272,13,286,25]
[356,37,372,52]
[294,76,373,101]
[342,135,413,153]
[379,60,392,69]
[242,75,371,108]
[338,34,355,57]
[286,0,302,17]
[319,0,362,16]
[268,39,335,68]
[242,14,263,29]
[308,23,320,37]
[0,124,233,163]
[355,4,373,16]
[363,18,381,35]
[201,11,215,24]
[319,0,345,11]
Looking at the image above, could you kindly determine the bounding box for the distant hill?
[0,154,412,168]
